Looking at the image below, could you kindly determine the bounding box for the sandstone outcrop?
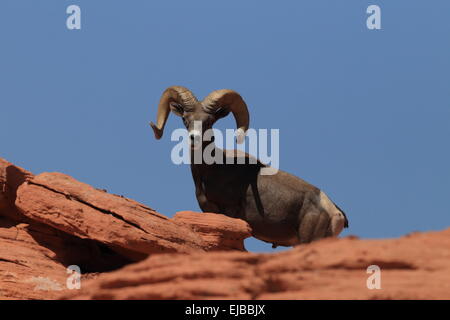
[0,158,251,299]
[15,172,206,259]
[1,157,449,300]
[173,211,252,251]
[61,228,450,300]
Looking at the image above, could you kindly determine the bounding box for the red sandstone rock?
[173,211,252,251]
[0,217,68,299]
[61,228,450,300]
[0,158,254,299]
[2,157,450,300]
[0,158,34,221]
[62,251,265,300]
[15,172,206,257]
[0,214,130,299]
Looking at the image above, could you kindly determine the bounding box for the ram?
[150,86,348,247]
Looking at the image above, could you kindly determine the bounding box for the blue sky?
[1,1,449,252]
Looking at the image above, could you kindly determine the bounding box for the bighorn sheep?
[150,86,348,247]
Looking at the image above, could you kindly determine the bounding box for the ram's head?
[150,86,249,149]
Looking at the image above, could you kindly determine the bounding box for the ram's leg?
[297,209,330,244]
[193,174,220,213]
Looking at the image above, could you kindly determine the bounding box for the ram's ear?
[169,102,184,117]
[214,106,231,120]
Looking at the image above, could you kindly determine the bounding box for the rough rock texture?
[0,159,137,299]
[62,228,450,300]
[0,158,253,299]
[173,211,252,251]
[0,217,68,299]
[2,157,450,300]
[15,172,206,259]
[0,158,34,221]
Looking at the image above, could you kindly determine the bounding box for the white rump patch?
[319,191,341,216]
[319,191,345,236]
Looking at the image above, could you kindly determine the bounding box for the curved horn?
[150,86,197,139]
[203,89,250,143]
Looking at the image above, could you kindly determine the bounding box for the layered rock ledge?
[1,157,449,300]
[60,228,450,300]
[0,158,251,299]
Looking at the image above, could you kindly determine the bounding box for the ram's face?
[170,102,219,150]
[185,111,216,150]
[151,87,248,148]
